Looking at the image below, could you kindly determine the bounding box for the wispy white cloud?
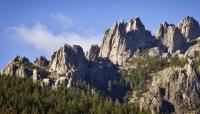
[51,13,73,28]
[9,23,102,54]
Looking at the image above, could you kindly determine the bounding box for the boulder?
[41,78,50,87]
[54,76,68,87]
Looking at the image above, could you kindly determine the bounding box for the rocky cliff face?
[129,59,200,114]
[1,55,50,81]
[98,16,200,65]
[184,37,200,58]
[1,44,89,88]
[1,16,200,114]
[86,44,100,61]
[34,56,49,68]
[99,17,154,65]
[156,22,186,53]
[49,44,88,80]
[1,56,33,78]
[178,16,200,41]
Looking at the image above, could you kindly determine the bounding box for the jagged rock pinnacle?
[99,16,154,65]
[178,16,200,41]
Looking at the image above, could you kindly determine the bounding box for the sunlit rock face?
[32,69,38,82]
[178,16,200,41]
[184,37,200,58]
[1,56,33,78]
[134,59,200,114]
[34,56,49,68]
[99,17,154,65]
[2,16,200,114]
[49,44,88,80]
[156,22,186,53]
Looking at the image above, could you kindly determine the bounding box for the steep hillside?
[1,16,200,114]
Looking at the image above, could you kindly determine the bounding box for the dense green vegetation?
[0,75,150,114]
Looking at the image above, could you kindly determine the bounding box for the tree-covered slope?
[0,75,150,114]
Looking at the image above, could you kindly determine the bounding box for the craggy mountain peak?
[156,21,185,53]
[49,44,88,79]
[13,55,30,63]
[34,55,49,68]
[1,16,200,114]
[109,16,145,35]
[99,16,154,65]
[1,56,33,78]
[178,16,200,41]
[86,44,100,61]
[126,16,145,32]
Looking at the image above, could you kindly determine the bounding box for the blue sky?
[0,0,200,70]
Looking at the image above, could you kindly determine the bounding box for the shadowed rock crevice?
[86,57,128,101]
[159,87,166,97]
[159,100,175,114]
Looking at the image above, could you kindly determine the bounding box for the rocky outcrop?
[146,47,163,57]
[135,59,200,114]
[184,37,200,58]
[1,56,50,82]
[49,44,88,80]
[54,76,68,88]
[32,69,38,82]
[99,17,154,65]
[1,56,33,78]
[1,16,200,114]
[86,44,100,61]
[41,78,51,87]
[98,16,200,65]
[178,16,200,41]
[34,56,49,68]
[67,77,72,88]
[156,22,186,53]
